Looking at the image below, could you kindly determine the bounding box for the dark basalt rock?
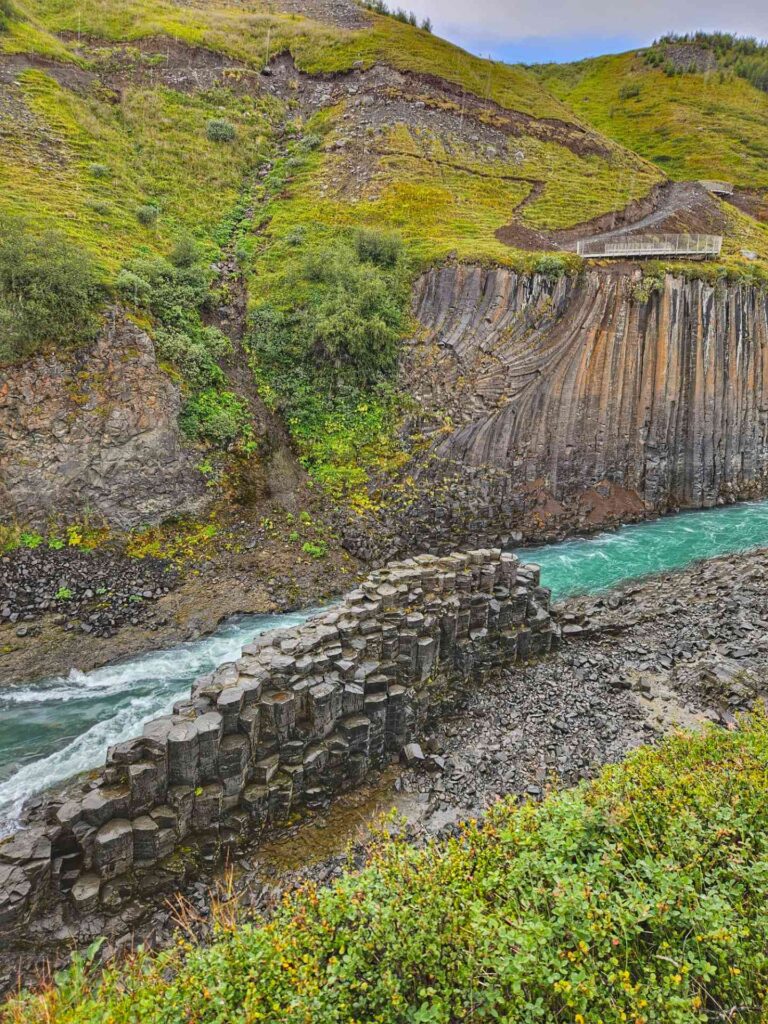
[0,547,554,945]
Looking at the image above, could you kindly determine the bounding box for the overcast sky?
[401,0,768,63]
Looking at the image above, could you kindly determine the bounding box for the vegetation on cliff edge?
[6,714,768,1023]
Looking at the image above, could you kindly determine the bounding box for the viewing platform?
[576,234,723,260]
[698,179,734,196]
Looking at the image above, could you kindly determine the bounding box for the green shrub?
[0,0,15,31]
[87,200,112,216]
[297,132,322,152]
[88,163,110,179]
[154,325,229,389]
[533,253,567,280]
[115,256,211,324]
[246,230,408,499]
[353,227,403,268]
[180,388,252,448]
[252,244,406,390]
[135,204,159,226]
[115,254,251,452]
[10,715,768,1023]
[206,118,236,142]
[285,226,306,247]
[169,234,199,269]
[0,214,103,363]
[619,82,641,99]
[301,539,328,558]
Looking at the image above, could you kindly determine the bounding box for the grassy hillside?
[0,0,666,509]
[6,714,768,1023]
[2,3,767,518]
[0,0,660,276]
[535,48,768,189]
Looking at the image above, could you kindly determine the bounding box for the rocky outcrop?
[346,266,768,561]
[0,547,553,940]
[0,312,207,529]
[411,265,768,509]
[345,266,768,561]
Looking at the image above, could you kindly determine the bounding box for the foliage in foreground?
[7,715,768,1023]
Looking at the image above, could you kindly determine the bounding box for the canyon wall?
[0,312,207,529]
[0,547,553,940]
[345,267,768,560]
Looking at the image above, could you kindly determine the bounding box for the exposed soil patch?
[727,186,768,224]
[0,75,71,170]
[265,0,372,29]
[656,44,718,74]
[59,34,261,94]
[0,52,95,93]
[35,35,605,170]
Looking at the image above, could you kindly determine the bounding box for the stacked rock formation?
[0,548,554,934]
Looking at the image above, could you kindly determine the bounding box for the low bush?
[116,254,253,452]
[154,325,229,389]
[252,232,407,390]
[354,226,404,267]
[115,256,212,326]
[8,714,768,1023]
[619,81,641,99]
[534,252,568,280]
[179,388,253,449]
[246,231,408,498]
[0,214,103,362]
[135,204,159,226]
[169,234,199,269]
[206,118,236,142]
[0,0,15,31]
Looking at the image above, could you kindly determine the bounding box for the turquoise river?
[3,499,768,827]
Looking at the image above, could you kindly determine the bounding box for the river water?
[2,499,768,827]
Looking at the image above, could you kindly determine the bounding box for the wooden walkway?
[576,233,723,259]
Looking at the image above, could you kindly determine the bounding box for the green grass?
[536,50,768,189]
[0,67,277,272]
[3,1,767,508]
[15,0,576,122]
[7,714,768,1023]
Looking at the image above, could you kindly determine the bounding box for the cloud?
[403,0,768,54]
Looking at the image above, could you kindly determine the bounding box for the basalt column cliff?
[380,267,768,552]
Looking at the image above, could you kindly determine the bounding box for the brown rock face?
[408,265,768,516]
[0,312,207,528]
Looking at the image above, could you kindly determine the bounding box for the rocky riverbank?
[0,527,359,684]
[4,544,766,994]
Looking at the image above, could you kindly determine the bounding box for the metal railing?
[698,179,734,196]
[576,234,723,259]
